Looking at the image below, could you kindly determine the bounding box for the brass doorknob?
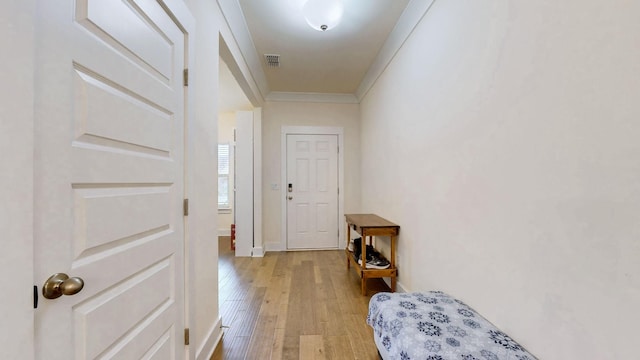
[42,273,84,299]
[288,196,293,200]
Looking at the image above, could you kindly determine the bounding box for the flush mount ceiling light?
[302,0,344,31]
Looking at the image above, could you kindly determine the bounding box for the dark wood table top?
[345,214,399,228]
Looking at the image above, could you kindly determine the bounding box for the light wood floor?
[211,237,389,360]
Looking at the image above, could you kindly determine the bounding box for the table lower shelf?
[345,249,397,295]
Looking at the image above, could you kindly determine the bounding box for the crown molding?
[355,0,437,101]
[266,91,359,104]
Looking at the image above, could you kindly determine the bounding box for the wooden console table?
[345,214,399,295]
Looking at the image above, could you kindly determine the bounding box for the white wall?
[182,0,221,357]
[218,112,235,235]
[234,111,254,257]
[262,101,360,250]
[179,0,267,357]
[252,108,263,256]
[181,0,264,353]
[359,0,640,359]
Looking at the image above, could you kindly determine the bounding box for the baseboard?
[196,316,223,360]
[397,281,407,293]
[265,242,285,252]
[383,278,408,293]
[252,246,264,257]
[218,229,231,236]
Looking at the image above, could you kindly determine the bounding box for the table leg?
[346,222,351,269]
[390,235,396,269]
[391,234,396,292]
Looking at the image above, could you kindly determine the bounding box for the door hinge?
[184,328,190,345]
[183,68,189,86]
[183,198,189,216]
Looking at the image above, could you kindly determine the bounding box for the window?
[218,143,231,209]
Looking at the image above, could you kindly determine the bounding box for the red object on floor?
[230,224,236,250]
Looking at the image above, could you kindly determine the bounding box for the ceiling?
[239,0,408,94]
[226,0,411,98]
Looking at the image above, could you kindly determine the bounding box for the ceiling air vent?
[264,54,280,68]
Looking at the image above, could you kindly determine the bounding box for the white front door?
[286,134,339,249]
[34,1,186,359]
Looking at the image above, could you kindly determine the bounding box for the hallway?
[212,237,389,359]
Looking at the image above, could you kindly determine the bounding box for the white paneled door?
[34,1,186,359]
[286,134,339,249]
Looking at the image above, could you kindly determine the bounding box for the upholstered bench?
[367,291,537,360]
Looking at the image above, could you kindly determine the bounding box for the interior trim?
[217,0,436,102]
[266,91,358,104]
[217,0,269,103]
[355,0,437,101]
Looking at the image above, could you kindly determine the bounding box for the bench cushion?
[367,291,537,360]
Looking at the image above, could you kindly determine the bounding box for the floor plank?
[299,335,326,360]
[211,237,389,359]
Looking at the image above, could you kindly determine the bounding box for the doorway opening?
[216,55,242,252]
[217,36,264,355]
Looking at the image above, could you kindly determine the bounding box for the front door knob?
[42,273,84,299]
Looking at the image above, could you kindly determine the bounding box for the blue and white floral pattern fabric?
[367,292,537,360]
